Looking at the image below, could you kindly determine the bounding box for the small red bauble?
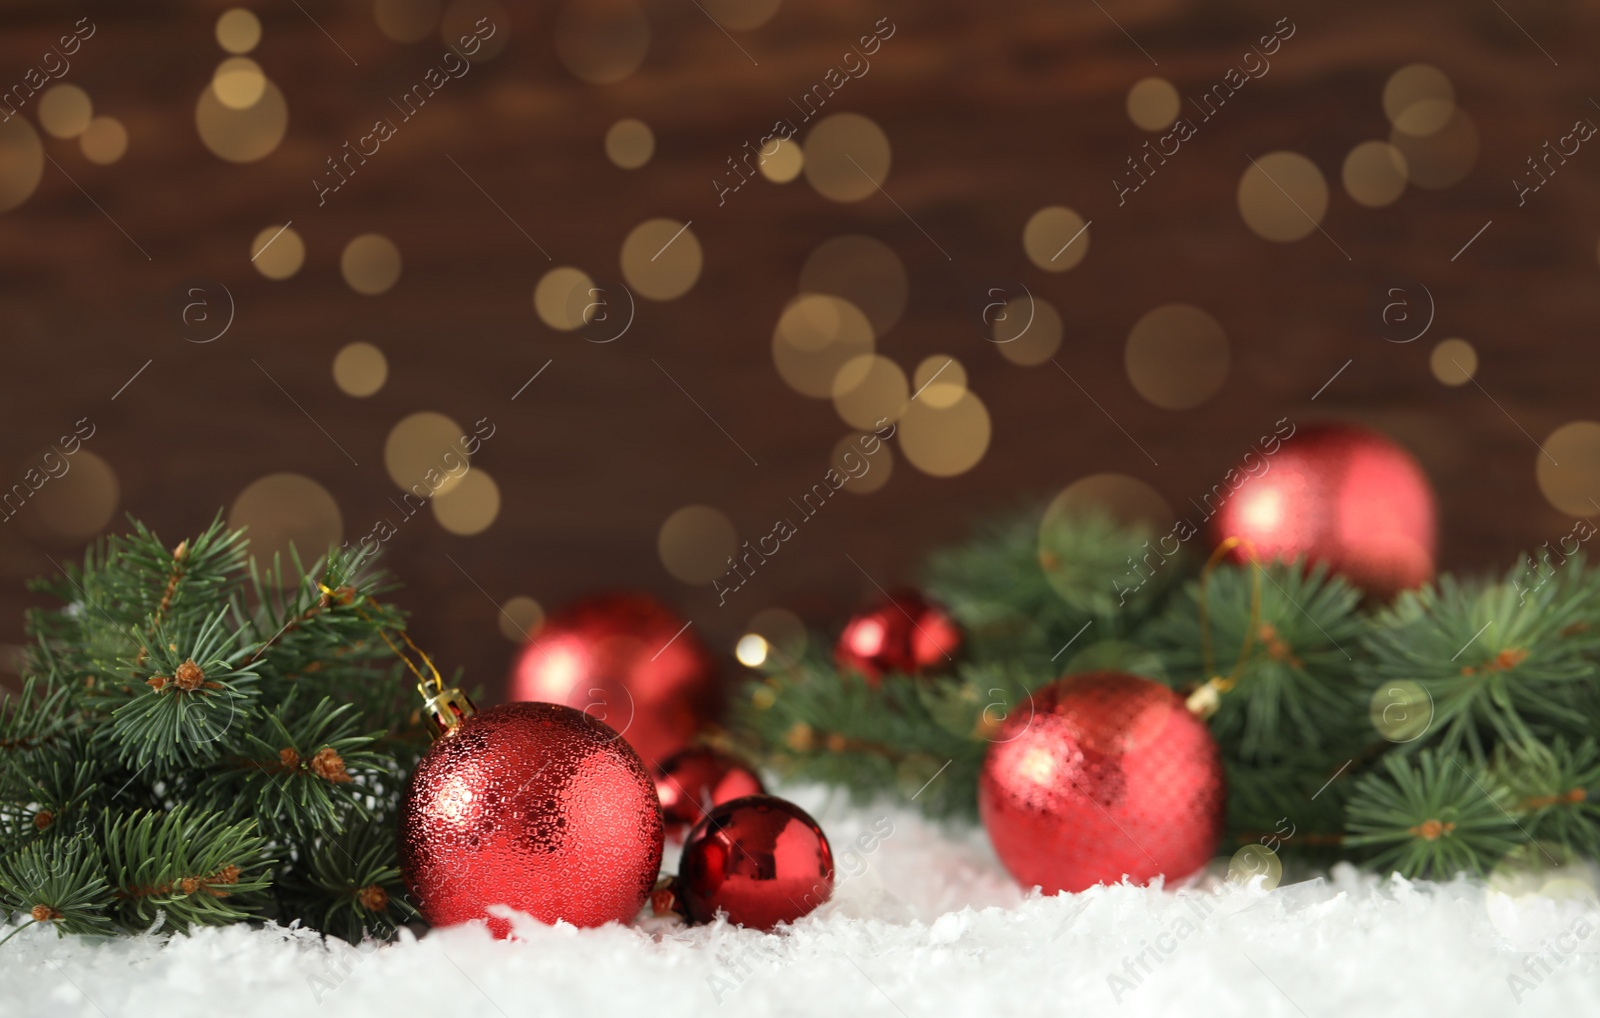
[678,794,834,931]
[507,592,721,765]
[835,589,962,684]
[399,702,665,937]
[1210,423,1436,598]
[654,746,765,840]
[979,672,1225,894]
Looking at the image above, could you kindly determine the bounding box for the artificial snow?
[3,784,1598,1017]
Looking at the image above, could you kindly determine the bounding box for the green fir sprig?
[0,514,431,943]
[735,505,1600,880]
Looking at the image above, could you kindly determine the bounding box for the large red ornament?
[507,593,720,765]
[1210,422,1436,598]
[399,702,665,937]
[834,589,962,684]
[979,672,1224,894]
[654,746,765,840]
[678,795,834,931]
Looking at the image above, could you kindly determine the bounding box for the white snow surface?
[3,784,1598,1018]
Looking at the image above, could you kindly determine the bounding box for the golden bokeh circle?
[994,294,1062,367]
[620,218,702,300]
[912,355,967,409]
[760,138,803,183]
[1430,337,1476,387]
[832,354,909,429]
[605,118,654,169]
[799,234,907,335]
[1369,680,1433,742]
[230,473,343,571]
[802,113,890,203]
[743,606,806,664]
[341,233,403,296]
[196,77,288,163]
[1389,108,1478,190]
[1023,206,1089,271]
[1125,304,1229,410]
[213,57,267,110]
[534,266,596,331]
[1393,100,1454,138]
[80,117,128,166]
[773,294,876,398]
[216,8,263,54]
[32,450,119,538]
[1342,141,1408,208]
[702,0,780,30]
[0,116,45,212]
[556,0,649,84]
[433,468,500,536]
[658,505,737,584]
[1383,64,1454,135]
[498,595,545,642]
[250,224,305,280]
[441,0,510,61]
[1045,474,1172,532]
[898,390,991,478]
[333,342,389,397]
[1228,845,1283,890]
[1538,422,1600,517]
[833,431,892,494]
[1237,152,1327,243]
[1126,77,1179,131]
[39,85,92,139]
[376,0,443,43]
[385,411,468,493]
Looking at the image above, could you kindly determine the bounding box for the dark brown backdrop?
[1,0,1596,699]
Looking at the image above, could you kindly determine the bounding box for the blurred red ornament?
[834,589,962,684]
[1210,423,1436,598]
[507,592,720,765]
[979,672,1224,895]
[399,702,665,937]
[654,746,765,840]
[678,795,834,930]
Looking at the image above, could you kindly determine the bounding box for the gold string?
[317,583,435,683]
[1187,536,1264,717]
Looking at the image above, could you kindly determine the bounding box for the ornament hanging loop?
[1186,536,1263,719]
[319,583,477,737]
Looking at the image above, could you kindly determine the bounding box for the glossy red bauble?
[1210,423,1436,598]
[834,589,962,684]
[979,672,1225,895]
[678,795,834,931]
[654,746,765,840]
[507,592,720,765]
[398,702,665,937]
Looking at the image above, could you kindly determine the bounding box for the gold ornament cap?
[420,681,477,736]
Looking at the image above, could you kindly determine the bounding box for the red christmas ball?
[835,589,962,684]
[979,672,1225,894]
[399,702,665,937]
[1210,423,1436,598]
[678,795,834,931]
[507,593,721,765]
[654,746,765,841]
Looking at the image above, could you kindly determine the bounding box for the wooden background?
[1,0,1598,700]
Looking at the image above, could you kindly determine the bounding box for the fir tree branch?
[102,806,274,932]
[1344,749,1525,878]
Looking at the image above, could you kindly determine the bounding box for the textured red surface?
[506,593,720,765]
[1211,424,1437,598]
[979,672,1225,895]
[654,746,765,841]
[678,795,834,931]
[834,589,963,684]
[399,702,665,937]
